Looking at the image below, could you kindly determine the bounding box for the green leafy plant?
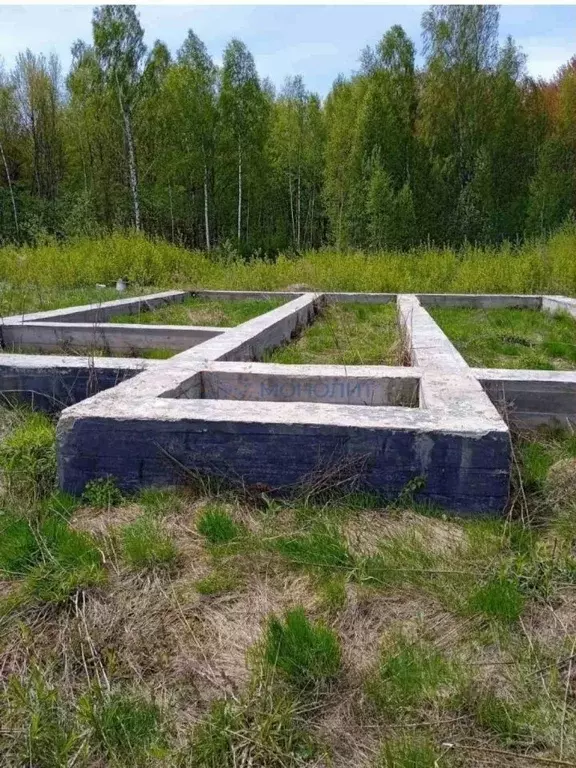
[82,476,123,509]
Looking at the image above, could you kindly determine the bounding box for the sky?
[0,4,575,96]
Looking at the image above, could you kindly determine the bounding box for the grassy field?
[1,403,576,767]
[268,303,403,365]
[430,307,576,370]
[2,232,576,765]
[0,225,576,298]
[111,297,285,327]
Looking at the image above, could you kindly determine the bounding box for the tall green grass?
[1,225,576,295]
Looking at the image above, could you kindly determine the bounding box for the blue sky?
[0,5,575,96]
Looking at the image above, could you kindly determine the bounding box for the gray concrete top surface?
[1,289,192,325]
[199,361,418,379]
[58,391,503,435]
[0,353,161,370]
[472,367,576,382]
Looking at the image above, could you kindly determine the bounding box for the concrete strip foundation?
[0,354,159,412]
[1,288,575,514]
[1,321,227,354]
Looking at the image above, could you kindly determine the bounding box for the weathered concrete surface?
[192,289,302,302]
[542,295,576,320]
[1,290,192,325]
[52,289,515,513]
[398,294,469,370]
[324,292,396,304]
[474,367,576,428]
[0,354,158,412]
[198,362,419,406]
[1,322,226,354]
[175,292,324,362]
[418,294,543,309]
[57,397,509,513]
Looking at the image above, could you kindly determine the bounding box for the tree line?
[0,4,575,254]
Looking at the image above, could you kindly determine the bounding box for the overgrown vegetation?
[1,6,575,254]
[4,225,576,301]
[111,296,285,327]
[1,401,576,766]
[269,302,402,365]
[431,306,576,369]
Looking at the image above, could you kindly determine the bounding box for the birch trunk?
[0,138,19,237]
[116,76,140,231]
[296,166,301,249]
[123,106,140,230]
[289,173,296,244]
[203,160,211,251]
[168,182,175,242]
[237,140,242,242]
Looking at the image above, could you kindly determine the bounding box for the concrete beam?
[0,353,158,412]
[397,294,469,371]
[192,289,302,301]
[474,367,576,428]
[175,292,325,362]
[197,362,419,407]
[1,322,227,354]
[57,394,509,513]
[418,293,543,309]
[542,295,576,320]
[1,290,192,325]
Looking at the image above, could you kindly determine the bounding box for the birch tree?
[92,5,146,230]
[219,39,268,244]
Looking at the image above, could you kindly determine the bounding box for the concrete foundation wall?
[474,368,576,428]
[176,292,324,362]
[198,363,419,406]
[57,398,509,513]
[1,290,192,325]
[0,354,158,412]
[8,288,575,515]
[542,296,576,320]
[1,322,226,354]
[418,294,543,309]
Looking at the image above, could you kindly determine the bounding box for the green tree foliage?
[0,4,574,251]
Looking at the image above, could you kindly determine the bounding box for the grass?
[263,607,341,688]
[111,296,285,326]
[268,302,402,365]
[121,516,178,571]
[2,375,576,763]
[430,306,576,369]
[376,736,445,768]
[0,223,576,295]
[197,506,242,544]
[0,409,56,500]
[366,633,462,719]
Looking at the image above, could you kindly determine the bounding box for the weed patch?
[0,411,56,500]
[121,516,178,571]
[197,506,242,545]
[366,634,462,719]
[268,302,402,365]
[263,607,341,689]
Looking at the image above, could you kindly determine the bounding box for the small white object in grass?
[116,278,127,293]
[96,283,106,289]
